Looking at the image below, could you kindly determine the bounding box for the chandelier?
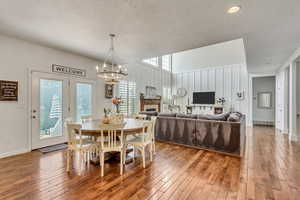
[96,34,128,84]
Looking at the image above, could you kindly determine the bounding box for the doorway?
[30,71,95,149]
[252,76,276,126]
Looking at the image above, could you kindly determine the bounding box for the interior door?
[31,72,69,149]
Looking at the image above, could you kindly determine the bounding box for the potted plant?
[102,108,111,124]
[112,97,122,113]
[216,97,226,105]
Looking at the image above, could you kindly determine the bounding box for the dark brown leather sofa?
[154,112,246,157]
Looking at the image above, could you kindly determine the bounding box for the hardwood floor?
[0,126,299,200]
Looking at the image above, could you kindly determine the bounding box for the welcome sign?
[52,64,87,77]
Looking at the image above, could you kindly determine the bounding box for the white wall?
[252,76,276,124]
[276,47,300,141]
[0,34,108,158]
[172,39,246,73]
[172,64,250,125]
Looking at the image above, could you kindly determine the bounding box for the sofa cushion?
[227,112,242,122]
[158,113,177,117]
[176,113,198,119]
[139,111,158,116]
[197,112,230,121]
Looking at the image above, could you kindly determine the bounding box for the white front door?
[31,72,95,149]
[31,72,69,149]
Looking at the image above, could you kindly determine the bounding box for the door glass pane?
[76,83,92,122]
[40,79,63,139]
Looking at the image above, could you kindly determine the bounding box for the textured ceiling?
[0,0,300,73]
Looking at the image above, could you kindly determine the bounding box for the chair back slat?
[141,121,154,143]
[150,116,157,142]
[100,124,124,149]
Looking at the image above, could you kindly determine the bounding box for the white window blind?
[163,87,172,104]
[118,81,128,114]
[118,80,137,115]
[162,55,171,71]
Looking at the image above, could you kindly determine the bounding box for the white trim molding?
[0,148,29,159]
[289,62,298,142]
[280,47,300,71]
[289,133,298,142]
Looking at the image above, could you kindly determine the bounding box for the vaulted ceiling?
[0,0,300,73]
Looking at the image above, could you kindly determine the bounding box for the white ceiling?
[0,0,300,73]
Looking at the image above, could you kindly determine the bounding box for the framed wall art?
[0,80,18,101]
[105,84,114,98]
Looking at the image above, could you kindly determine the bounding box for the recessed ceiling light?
[228,6,241,14]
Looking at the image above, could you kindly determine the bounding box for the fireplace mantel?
[140,94,161,112]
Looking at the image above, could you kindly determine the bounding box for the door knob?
[32,116,36,119]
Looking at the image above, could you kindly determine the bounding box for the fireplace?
[146,108,157,112]
[144,105,159,112]
[140,94,161,112]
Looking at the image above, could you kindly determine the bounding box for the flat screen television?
[193,92,215,104]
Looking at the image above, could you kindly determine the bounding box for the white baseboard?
[289,134,298,142]
[253,120,274,126]
[0,148,30,159]
[283,129,289,134]
[276,129,289,134]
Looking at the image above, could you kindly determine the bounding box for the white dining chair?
[125,121,154,168]
[65,117,93,142]
[98,124,125,176]
[66,123,98,175]
[81,115,96,140]
[64,117,73,139]
[80,114,92,122]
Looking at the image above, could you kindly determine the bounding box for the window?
[143,57,159,67]
[118,80,137,115]
[40,79,63,138]
[76,83,92,122]
[162,55,172,71]
[163,87,172,104]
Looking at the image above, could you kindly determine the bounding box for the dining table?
[80,117,148,136]
[78,117,148,164]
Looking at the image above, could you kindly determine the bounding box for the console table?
[186,105,224,114]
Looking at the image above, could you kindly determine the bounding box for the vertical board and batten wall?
[172,64,249,124]
[124,62,172,110]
